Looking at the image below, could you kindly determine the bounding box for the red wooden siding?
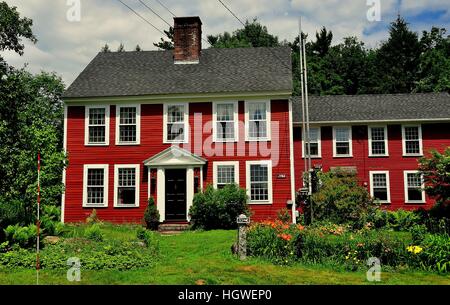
[64,100,293,223]
[293,123,450,210]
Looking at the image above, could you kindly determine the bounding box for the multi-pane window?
[369,126,388,156]
[247,101,270,140]
[165,104,187,142]
[247,161,272,203]
[333,127,352,157]
[213,162,239,189]
[403,126,422,156]
[83,165,108,207]
[115,165,140,207]
[86,107,109,145]
[214,102,237,141]
[370,172,390,203]
[405,171,425,203]
[117,106,139,144]
[303,127,321,158]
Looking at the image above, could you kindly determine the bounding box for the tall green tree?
[153,27,174,50]
[375,16,422,93]
[0,2,66,230]
[415,27,450,92]
[100,43,111,53]
[311,27,333,57]
[208,19,279,48]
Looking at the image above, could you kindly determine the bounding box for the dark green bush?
[308,170,379,227]
[136,227,159,252]
[143,197,160,230]
[189,184,249,230]
[84,224,104,242]
[371,209,421,231]
[4,224,37,248]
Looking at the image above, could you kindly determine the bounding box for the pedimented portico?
[144,146,207,222]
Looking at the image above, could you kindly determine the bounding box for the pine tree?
[135,44,142,52]
[100,43,111,53]
[117,43,125,52]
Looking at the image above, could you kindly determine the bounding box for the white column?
[200,166,204,191]
[186,167,194,221]
[157,168,165,222]
[147,167,151,200]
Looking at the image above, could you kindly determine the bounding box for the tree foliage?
[0,2,66,233]
[153,27,174,50]
[419,148,450,206]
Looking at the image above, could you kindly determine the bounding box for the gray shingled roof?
[292,93,450,123]
[63,47,292,98]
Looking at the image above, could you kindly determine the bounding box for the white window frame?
[213,161,240,189]
[163,102,189,144]
[212,101,239,142]
[404,170,426,204]
[245,100,271,141]
[246,160,273,204]
[114,164,140,208]
[115,104,141,145]
[83,164,109,208]
[332,126,353,157]
[368,125,389,157]
[369,171,391,204]
[402,125,423,157]
[302,127,322,158]
[85,105,110,146]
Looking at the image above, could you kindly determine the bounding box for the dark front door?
[165,169,187,221]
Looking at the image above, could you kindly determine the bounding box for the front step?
[158,223,190,232]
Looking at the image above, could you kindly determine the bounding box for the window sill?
[164,140,188,144]
[85,143,109,147]
[248,201,273,205]
[369,154,390,158]
[116,142,140,146]
[302,156,322,159]
[83,205,108,208]
[403,154,423,158]
[114,205,140,208]
[405,201,426,205]
[246,138,271,142]
[333,155,353,158]
[214,139,238,143]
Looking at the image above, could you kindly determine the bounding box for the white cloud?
[2,0,448,86]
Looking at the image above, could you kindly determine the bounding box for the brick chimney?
[173,17,202,64]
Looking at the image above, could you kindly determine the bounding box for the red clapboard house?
[292,94,450,210]
[62,16,450,224]
[61,17,295,223]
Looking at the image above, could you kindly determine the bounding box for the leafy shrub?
[143,197,160,230]
[277,208,291,223]
[308,170,379,227]
[190,184,249,230]
[86,209,101,224]
[419,148,450,205]
[417,234,450,273]
[84,224,104,242]
[4,224,37,248]
[371,209,421,231]
[247,220,304,265]
[136,227,159,253]
[0,238,157,271]
[409,224,428,244]
[416,204,450,235]
[40,205,66,236]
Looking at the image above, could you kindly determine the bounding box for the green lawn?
[0,226,449,285]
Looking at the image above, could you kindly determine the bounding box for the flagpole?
[36,152,41,285]
[299,17,307,177]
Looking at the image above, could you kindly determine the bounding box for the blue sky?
[3,0,450,85]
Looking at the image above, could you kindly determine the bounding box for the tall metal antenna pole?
[36,152,41,285]
[299,17,307,177]
[301,18,313,223]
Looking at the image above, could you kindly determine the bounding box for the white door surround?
[144,146,206,222]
